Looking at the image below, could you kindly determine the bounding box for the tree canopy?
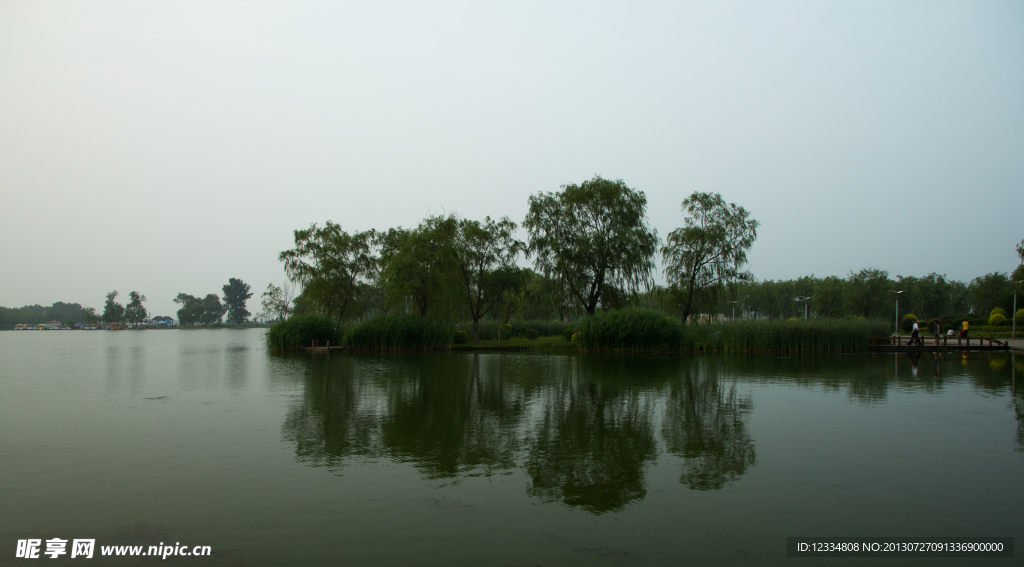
[222,278,253,325]
[524,176,658,315]
[102,291,125,325]
[662,192,758,323]
[279,222,377,321]
[175,293,227,326]
[451,216,526,342]
[124,291,148,327]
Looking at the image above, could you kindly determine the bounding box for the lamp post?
[794,296,812,321]
[727,300,740,322]
[888,290,904,337]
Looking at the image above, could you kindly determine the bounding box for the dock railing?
[870,335,1009,349]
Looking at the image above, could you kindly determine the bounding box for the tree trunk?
[472,318,480,343]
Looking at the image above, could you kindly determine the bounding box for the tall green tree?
[661,192,758,324]
[222,278,253,325]
[124,291,148,327]
[844,268,891,318]
[102,291,125,325]
[452,216,526,342]
[524,176,658,316]
[279,222,377,321]
[379,215,461,318]
[175,293,227,326]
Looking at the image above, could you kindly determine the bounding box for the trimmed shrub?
[346,314,453,352]
[266,314,341,350]
[900,314,918,333]
[989,313,1007,326]
[453,330,469,344]
[562,327,576,341]
[1017,309,1024,324]
[990,307,1008,319]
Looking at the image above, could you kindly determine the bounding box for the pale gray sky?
[2,1,1022,318]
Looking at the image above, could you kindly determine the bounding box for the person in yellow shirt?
[960,319,969,337]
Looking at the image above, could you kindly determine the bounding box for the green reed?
[346,314,453,352]
[266,314,343,350]
[576,309,890,353]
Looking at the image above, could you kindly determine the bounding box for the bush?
[513,328,539,340]
[562,327,576,341]
[900,314,917,333]
[266,314,342,350]
[989,313,1007,326]
[1017,309,1024,324]
[990,307,1008,319]
[453,330,469,344]
[346,314,453,352]
[499,324,512,339]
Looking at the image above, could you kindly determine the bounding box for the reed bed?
[575,309,683,352]
[346,314,453,352]
[576,309,889,353]
[469,319,574,341]
[266,314,343,350]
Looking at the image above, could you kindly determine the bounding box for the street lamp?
[727,300,740,322]
[794,296,812,321]
[888,290,904,337]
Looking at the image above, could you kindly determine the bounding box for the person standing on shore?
[932,320,940,338]
[960,319,969,337]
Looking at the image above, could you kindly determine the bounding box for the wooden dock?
[869,336,1010,353]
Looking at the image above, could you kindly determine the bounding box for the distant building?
[151,316,175,327]
[47,321,62,330]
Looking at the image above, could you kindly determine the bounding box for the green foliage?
[346,314,453,352]
[102,291,125,324]
[266,314,341,350]
[499,324,512,339]
[1017,309,1024,324]
[573,309,888,353]
[990,307,1007,319]
[575,309,683,352]
[680,319,889,354]
[279,221,377,320]
[0,302,86,327]
[989,313,1007,326]
[452,215,526,342]
[562,327,576,341]
[124,291,148,328]
[662,191,758,323]
[513,328,539,340]
[524,176,658,315]
[378,216,462,318]
[453,330,469,344]
[175,293,227,326]
[259,283,293,323]
[900,313,917,333]
[222,278,253,325]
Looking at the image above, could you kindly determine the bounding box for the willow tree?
[662,192,758,324]
[452,216,526,342]
[524,176,658,316]
[278,222,377,321]
[378,215,461,318]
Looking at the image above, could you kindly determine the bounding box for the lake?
[2,329,1022,565]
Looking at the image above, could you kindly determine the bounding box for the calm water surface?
[2,329,1023,566]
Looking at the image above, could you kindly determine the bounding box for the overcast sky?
[1,1,1021,318]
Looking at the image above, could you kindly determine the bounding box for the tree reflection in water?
[662,359,755,490]
[281,353,766,513]
[523,365,659,514]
